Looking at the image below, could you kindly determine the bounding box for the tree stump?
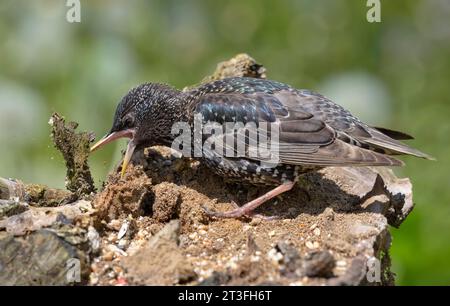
[0,54,413,286]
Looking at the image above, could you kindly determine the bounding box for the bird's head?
[90,83,181,177]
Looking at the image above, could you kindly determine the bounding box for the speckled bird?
[91,77,433,218]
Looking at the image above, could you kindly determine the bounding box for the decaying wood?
[49,112,96,195]
[0,177,74,209]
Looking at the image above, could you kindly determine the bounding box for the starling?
[91,77,433,218]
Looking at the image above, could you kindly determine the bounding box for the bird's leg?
[227,200,278,220]
[203,181,295,219]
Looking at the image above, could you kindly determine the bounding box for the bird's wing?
[191,87,412,167]
[370,127,414,140]
[275,89,434,160]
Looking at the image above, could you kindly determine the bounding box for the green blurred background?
[0,0,449,285]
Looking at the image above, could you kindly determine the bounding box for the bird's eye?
[123,116,134,128]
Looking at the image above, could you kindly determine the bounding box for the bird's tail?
[362,127,435,160]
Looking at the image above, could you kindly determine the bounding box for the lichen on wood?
[49,113,96,195]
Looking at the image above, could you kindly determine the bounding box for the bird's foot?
[202,181,295,220]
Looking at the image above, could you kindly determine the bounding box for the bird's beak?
[121,139,136,178]
[90,128,136,178]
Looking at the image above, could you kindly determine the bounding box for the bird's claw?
[202,205,248,219]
